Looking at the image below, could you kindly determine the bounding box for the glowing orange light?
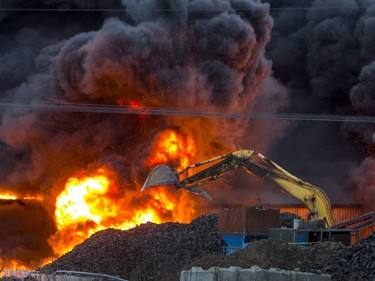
[46,129,199,260]
[55,171,113,230]
[48,164,197,257]
[0,192,17,200]
[153,192,176,211]
[23,194,43,200]
[0,259,37,277]
[128,100,144,109]
[147,129,196,170]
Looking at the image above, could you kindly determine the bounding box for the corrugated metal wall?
[278,206,364,224]
[198,204,374,241]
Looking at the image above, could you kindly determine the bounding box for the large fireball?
[47,129,198,257]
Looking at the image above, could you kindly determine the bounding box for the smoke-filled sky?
[0,0,374,269]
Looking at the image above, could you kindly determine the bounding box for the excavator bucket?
[141,165,180,190]
[142,164,212,200]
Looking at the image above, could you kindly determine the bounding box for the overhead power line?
[0,100,373,123]
[0,6,368,12]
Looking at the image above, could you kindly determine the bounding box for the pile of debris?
[323,232,375,280]
[39,214,225,281]
[185,239,346,274]
[33,214,374,281]
[279,212,301,227]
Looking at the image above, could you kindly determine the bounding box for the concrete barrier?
[180,266,331,281]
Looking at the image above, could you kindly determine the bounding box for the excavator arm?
[142,149,335,228]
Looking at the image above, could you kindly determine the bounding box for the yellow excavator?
[142,149,336,228]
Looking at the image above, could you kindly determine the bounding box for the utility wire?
[0,6,369,12]
[0,99,373,123]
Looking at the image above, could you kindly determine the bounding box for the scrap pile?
[323,232,375,280]
[39,214,225,281]
[5,214,373,281]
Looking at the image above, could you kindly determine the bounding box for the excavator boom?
[142,149,336,228]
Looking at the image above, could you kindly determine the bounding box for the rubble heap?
[184,239,347,275]
[40,214,225,281]
[323,232,375,280]
[279,212,301,227]
[36,214,374,281]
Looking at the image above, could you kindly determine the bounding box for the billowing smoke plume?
[0,0,374,269]
[0,0,275,195]
[264,0,375,203]
[0,0,282,268]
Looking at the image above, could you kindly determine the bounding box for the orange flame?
[48,131,198,257]
[0,257,50,277]
[1,128,200,269]
[116,99,147,118]
[54,169,116,230]
[0,192,43,200]
[147,129,196,169]
[0,260,31,278]
[128,99,144,109]
[0,192,17,200]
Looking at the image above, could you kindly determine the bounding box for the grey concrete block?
[180,266,331,281]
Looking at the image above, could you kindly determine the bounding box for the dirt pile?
[39,214,224,281]
[31,214,375,281]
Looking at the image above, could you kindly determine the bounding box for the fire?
[116,98,144,109]
[0,192,17,200]
[128,99,144,109]
[121,208,162,230]
[23,195,43,200]
[0,128,199,269]
[0,192,43,200]
[116,98,147,118]
[55,169,116,230]
[49,168,121,255]
[147,129,196,169]
[46,128,198,259]
[0,260,31,278]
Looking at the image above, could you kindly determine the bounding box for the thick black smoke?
[0,200,56,268]
[264,0,375,205]
[0,0,281,267]
[0,0,275,195]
